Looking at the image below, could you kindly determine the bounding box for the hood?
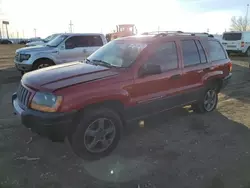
[16,45,53,53]
[26,41,45,46]
[22,62,119,91]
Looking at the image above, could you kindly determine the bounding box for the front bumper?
[14,60,33,72]
[12,93,77,141]
[222,73,232,89]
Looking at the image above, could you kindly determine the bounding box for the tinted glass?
[222,33,242,41]
[195,40,207,63]
[78,36,103,47]
[65,35,103,49]
[181,40,200,66]
[144,42,178,72]
[65,36,79,49]
[208,40,226,61]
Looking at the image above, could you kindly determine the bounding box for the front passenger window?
[144,42,178,72]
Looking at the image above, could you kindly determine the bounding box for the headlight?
[20,54,31,62]
[30,92,62,112]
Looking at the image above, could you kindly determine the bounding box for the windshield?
[222,33,242,41]
[46,34,68,47]
[44,34,59,42]
[87,40,148,68]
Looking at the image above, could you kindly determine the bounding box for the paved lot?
[0,45,250,188]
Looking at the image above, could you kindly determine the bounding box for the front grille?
[17,84,31,107]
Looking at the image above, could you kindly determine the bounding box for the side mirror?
[59,44,65,50]
[139,64,162,77]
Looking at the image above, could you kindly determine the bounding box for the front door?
[126,41,183,120]
[57,36,84,63]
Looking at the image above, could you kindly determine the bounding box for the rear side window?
[208,40,226,62]
[145,42,178,72]
[181,40,200,67]
[78,35,103,47]
[222,33,242,41]
[89,36,104,46]
[195,40,207,63]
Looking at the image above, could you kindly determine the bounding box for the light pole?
[245,4,249,31]
[34,28,36,37]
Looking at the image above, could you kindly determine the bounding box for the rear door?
[80,35,105,59]
[127,41,183,119]
[179,39,208,103]
[221,32,242,51]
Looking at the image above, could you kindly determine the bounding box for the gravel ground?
[0,46,250,188]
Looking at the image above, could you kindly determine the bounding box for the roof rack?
[141,31,214,38]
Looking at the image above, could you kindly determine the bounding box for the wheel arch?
[32,57,55,69]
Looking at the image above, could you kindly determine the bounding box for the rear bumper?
[222,73,232,89]
[12,93,78,141]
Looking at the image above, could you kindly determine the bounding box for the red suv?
[12,32,232,160]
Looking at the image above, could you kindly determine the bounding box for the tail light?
[241,41,245,47]
[228,61,232,72]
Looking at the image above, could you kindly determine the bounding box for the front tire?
[33,60,54,70]
[192,87,218,113]
[69,107,123,161]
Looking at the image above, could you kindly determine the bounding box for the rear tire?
[33,60,54,70]
[69,107,123,161]
[192,87,218,113]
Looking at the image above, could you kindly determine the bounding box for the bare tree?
[230,16,250,31]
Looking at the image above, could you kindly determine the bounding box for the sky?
[0,0,248,38]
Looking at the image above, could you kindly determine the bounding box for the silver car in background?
[25,33,61,47]
[14,33,107,74]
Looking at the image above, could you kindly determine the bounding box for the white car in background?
[221,31,250,56]
[14,33,107,74]
[25,33,61,47]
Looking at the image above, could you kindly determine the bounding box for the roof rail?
[141,31,214,38]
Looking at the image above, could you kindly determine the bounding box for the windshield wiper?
[91,59,116,68]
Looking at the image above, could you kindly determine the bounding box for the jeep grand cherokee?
[12,32,232,160]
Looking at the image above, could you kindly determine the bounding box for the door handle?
[203,67,211,71]
[170,74,181,80]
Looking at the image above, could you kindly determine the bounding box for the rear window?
[222,33,242,41]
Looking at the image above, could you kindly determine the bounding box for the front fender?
[31,52,57,64]
[59,88,130,112]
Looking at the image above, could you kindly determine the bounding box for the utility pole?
[157,26,160,33]
[69,20,73,33]
[245,4,249,31]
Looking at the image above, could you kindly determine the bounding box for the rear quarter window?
[207,40,227,62]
